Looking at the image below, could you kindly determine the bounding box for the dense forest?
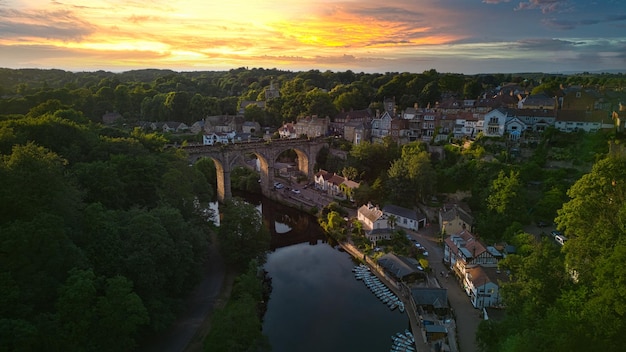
[1,67,626,351]
[2,67,625,129]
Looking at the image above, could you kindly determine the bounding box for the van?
[555,234,568,246]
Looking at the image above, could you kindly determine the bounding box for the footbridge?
[184,138,328,202]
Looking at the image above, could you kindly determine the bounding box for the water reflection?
[263,241,409,352]
[211,195,409,351]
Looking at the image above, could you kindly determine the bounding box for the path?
[140,234,231,352]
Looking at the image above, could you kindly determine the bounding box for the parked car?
[274,182,284,189]
[291,189,300,194]
[555,234,568,246]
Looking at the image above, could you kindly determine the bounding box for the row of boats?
[390,329,415,352]
[352,264,405,313]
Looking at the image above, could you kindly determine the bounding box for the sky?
[1,0,625,74]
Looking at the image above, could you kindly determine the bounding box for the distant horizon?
[3,66,625,77]
[3,1,625,75]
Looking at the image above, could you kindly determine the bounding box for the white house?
[483,109,507,137]
[464,266,506,309]
[314,169,359,200]
[278,122,297,139]
[505,116,526,140]
[357,203,390,243]
[382,204,427,231]
[203,131,236,145]
[554,110,612,133]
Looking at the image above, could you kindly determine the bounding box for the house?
[420,110,437,142]
[278,122,297,139]
[326,173,348,197]
[161,121,189,133]
[517,92,557,110]
[382,204,427,231]
[205,115,243,133]
[371,110,394,143]
[294,115,329,138]
[339,179,360,202]
[464,265,507,309]
[554,110,612,133]
[343,120,370,145]
[483,108,507,137]
[390,117,409,144]
[444,230,503,271]
[509,108,556,133]
[314,169,333,190]
[452,112,480,139]
[439,204,473,235]
[560,88,604,111]
[443,230,507,309]
[504,116,526,140]
[357,203,390,243]
[203,131,236,145]
[331,108,372,138]
[242,121,261,135]
[314,169,359,200]
[190,120,205,134]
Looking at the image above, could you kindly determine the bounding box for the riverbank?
[182,268,237,352]
[337,238,436,352]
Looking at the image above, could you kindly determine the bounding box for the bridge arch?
[184,138,327,202]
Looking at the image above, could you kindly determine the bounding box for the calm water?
[262,242,409,352]
[222,194,409,351]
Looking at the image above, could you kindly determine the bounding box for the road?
[407,224,481,352]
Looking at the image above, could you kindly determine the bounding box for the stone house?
[439,204,473,235]
[294,116,329,138]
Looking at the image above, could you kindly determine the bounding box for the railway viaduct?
[184,138,328,202]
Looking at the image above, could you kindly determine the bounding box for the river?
[250,196,410,352]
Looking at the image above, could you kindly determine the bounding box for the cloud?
[543,13,626,30]
[482,0,511,4]
[0,8,95,41]
[514,0,571,14]
[515,38,581,50]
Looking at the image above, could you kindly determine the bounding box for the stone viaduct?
[183,138,328,202]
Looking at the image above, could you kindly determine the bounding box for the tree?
[481,169,527,241]
[304,88,336,117]
[387,215,397,230]
[56,269,148,352]
[386,142,436,206]
[218,198,270,270]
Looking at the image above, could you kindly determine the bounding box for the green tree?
[218,198,270,270]
[386,142,436,206]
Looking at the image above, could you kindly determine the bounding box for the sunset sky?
[1,0,625,74]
